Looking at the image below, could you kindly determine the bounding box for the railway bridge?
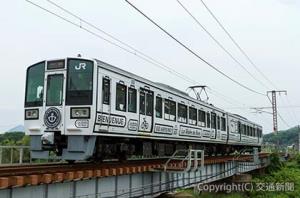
[0,147,270,198]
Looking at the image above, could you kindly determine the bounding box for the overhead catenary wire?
[26,0,198,86]
[46,0,199,85]
[125,0,266,96]
[176,0,270,90]
[199,0,277,89]
[26,0,257,111]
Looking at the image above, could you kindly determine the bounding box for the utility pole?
[267,90,287,133]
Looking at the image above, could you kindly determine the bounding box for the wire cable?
[46,0,199,85]
[125,0,266,96]
[26,0,259,111]
[199,0,278,89]
[26,0,201,87]
[176,0,270,90]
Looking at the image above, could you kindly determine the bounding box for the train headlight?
[71,107,90,119]
[25,109,39,120]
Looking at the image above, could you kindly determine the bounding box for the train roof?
[95,59,227,111]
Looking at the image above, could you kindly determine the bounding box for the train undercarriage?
[32,132,260,162]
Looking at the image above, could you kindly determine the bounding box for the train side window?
[243,125,247,135]
[211,113,216,129]
[238,122,241,134]
[146,92,154,116]
[221,117,226,131]
[169,100,176,121]
[164,99,170,120]
[102,78,110,105]
[198,110,206,127]
[178,103,187,123]
[128,88,137,113]
[116,83,127,111]
[140,91,145,114]
[155,96,162,118]
[207,112,211,128]
[189,107,197,125]
[217,116,220,130]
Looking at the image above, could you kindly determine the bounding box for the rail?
[0,153,270,189]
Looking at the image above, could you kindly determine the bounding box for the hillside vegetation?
[263,126,300,147]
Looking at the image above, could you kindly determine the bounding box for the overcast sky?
[1,0,300,133]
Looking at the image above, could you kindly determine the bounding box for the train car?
[24,57,262,161]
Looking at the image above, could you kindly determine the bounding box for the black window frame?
[46,74,64,106]
[146,91,154,116]
[128,87,137,113]
[115,83,127,112]
[198,110,206,127]
[66,59,94,106]
[217,116,221,130]
[178,103,188,123]
[164,99,176,121]
[207,112,211,128]
[25,61,45,107]
[188,107,197,126]
[211,112,216,129]
[102,78,110,105]
[155,96,163,118]
[221,117,226,131]
[139,91,146,114]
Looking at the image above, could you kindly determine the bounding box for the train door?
[43,71,66,133]
[139,88,154,132]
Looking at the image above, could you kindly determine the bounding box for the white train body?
[24,58,262,160]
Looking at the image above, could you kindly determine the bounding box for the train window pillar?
[116,83,127,112]
[102,78,110,105]
[128,88,137,113]
[155,96,162,118]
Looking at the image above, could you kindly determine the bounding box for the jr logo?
[75,63,86,70]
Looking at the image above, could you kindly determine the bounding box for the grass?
[178,153,300,198]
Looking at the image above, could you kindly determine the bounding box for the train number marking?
[75,120,89,128]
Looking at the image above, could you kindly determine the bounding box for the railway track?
[0,153,270,189]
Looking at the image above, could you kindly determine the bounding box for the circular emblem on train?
[44,107,61,128]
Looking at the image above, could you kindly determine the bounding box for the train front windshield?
[25,62,45,107]
[25,59,94,108]
[66,59,94,105]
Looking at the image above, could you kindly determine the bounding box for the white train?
[24,57,263,161]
